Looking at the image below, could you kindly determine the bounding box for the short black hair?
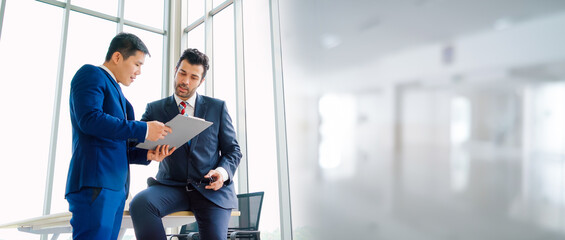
[176,48,210,79]
[104,32,150,62]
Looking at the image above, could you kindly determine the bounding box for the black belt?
[185,177,214,192]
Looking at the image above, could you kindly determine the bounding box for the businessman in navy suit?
[129,48,242,240]
[65,33,176,240]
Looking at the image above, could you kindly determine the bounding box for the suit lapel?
[165,95,193,155]
[164,95,180,121]
[99,67,127,118]
[194,94,207,119]
[189,94,207,153]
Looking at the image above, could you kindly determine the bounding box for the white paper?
[136,114,213,150]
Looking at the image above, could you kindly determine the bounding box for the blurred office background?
[1,0,565,239]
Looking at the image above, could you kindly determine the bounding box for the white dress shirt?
[174,94,229,182]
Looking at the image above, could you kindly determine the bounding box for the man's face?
[174,59,205,101]
[115,50,145,86]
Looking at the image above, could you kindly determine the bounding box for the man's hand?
[147,145,176,162]
[204,170,224,191]
[146,121,172,141]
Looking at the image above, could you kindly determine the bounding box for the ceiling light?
[320,34,342,49]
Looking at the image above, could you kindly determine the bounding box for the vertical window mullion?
[163,0,175,97]
[41,1,71,239]
[117,0,124,33]
[269,0,293,239]
[205,0,214,97]
[234,0,248,195]
[0,0,6,40]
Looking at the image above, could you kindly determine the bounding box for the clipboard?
[136,114,213,150]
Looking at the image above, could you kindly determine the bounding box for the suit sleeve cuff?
[216,167,229,182]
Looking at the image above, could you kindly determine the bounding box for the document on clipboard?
[136,114,213,150]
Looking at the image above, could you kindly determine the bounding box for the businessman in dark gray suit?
[129,48,242,240]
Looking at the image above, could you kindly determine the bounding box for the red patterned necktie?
[180,101,187,115]
[180,101,192,146]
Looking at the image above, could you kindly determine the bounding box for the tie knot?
[180,101,187,108]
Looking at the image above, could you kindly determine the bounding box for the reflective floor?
[291,144,565,240]
[283,69,565,240]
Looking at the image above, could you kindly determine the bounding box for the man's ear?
[111,51,122,64]
[199,77,206,86]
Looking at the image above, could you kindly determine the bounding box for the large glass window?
[124,0,164,30]
[185,0,205,28]
[212,5,236,128]
[0,0,296,239]
[187,24,205,53]
[0,0,167,239]
[242,1,282,239]
[0,1,61,239]
[71,0,117,17]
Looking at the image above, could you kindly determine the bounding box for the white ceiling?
[279,0,565,72]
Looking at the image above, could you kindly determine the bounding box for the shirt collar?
[174,93,196,108]
[99,65,118,83]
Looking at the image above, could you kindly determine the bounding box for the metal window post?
[165,0,180,97]
[204,0,214,97]
[233,0,249,194]
[117,0,124,33]
[269,0,293,239]
[41,1,71,239]
[0,0,6,41]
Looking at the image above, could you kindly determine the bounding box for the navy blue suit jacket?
[65,64,149,196]
[141,94,241,209]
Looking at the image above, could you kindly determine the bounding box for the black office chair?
[169,191,265,240]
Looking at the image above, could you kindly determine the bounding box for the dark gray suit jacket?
[141,94,241,209]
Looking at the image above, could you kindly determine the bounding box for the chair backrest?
[229,191,264,231]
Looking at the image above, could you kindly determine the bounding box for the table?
[0,210,240,240]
